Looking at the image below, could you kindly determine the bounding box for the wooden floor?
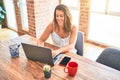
[0,28,19,42]
[0,28,105,61]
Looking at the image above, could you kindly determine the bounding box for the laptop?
[21,43,62,66]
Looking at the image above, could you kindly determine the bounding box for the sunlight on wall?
[4,0,17,31]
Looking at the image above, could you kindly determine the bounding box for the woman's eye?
[60,15,64,17]
[56,15,59,17]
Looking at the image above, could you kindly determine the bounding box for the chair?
[75,31,84,56]
[96,47,120,71]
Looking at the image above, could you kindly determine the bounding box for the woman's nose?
[57,16,61,20]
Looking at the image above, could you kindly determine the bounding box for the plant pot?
[44,70,51,78]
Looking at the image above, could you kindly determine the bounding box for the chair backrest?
[96,47,120,71]
[75,31,84,56]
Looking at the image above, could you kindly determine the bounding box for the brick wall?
[79,0,90,41]
[14,0,28,36]
[14,0,59,38]
[34,0,59,39]
[14,0,23,35]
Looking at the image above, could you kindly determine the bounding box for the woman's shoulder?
[47,22,53,27]
[47,22,54,29]
[45,22,54,33]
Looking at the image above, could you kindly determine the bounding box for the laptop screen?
[21,43,54,66]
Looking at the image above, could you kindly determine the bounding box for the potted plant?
[43,64,51,78]
[0,2,6,29]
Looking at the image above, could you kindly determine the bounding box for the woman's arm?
[37,23,53,46]
[53,25,78,54]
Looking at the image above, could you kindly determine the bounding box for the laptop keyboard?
[53,53,63,64]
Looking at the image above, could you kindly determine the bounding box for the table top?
[0,35,120,80]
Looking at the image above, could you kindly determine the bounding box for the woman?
[38,4,78,55]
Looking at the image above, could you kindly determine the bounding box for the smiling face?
[53,4,72,33]
[56,10,64,27]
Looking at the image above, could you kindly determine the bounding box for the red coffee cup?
[64,61,78,76]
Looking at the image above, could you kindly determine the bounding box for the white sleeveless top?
[51,31,77,54]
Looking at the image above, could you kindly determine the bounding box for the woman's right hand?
[37,40,44,47]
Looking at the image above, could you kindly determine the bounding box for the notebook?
[21,43,62,66]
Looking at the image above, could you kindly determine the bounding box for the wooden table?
[0,35,120,80]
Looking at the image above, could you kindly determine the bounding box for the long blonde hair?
[53,4,72,33]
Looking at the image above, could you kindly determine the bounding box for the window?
[19,0,29,31]
[88,0,120,48]
[4,0,17,31]
[61,0,80,27]
[108,0,120,16]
